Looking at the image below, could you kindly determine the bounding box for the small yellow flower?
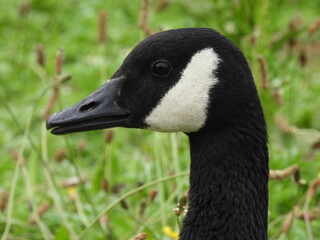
[162,226,179,239]
[67,186,79,201]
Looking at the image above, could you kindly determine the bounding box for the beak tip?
[45,77,129,135]
[46,114,55,130]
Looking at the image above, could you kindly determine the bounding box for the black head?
[47,28,263,135]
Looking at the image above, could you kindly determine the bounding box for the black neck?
[180,125,268,240]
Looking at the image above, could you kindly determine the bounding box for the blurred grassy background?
[0,0,320,239]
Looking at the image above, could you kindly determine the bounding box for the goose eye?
[152,61,171,76]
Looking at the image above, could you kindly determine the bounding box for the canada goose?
[47,28,268,240]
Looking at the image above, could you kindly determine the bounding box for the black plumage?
[47,28,268,240]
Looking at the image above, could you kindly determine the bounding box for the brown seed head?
[112,183,125,194]
[42,89,59,120]
[274,115,298,135]
[139,198,147,216]
[155,0,171,12]
[289,17,302,31]
[272,89,283,106]
[104,129,114,144]
[98,10,107,43]
[299,49,308,67]
[54,149,67,162]
[282,212,294,233]
[102,178,109,193]
[55,47,64,75]
[0,190,9,212]
[132,232,147,240]
[258,56,269,89]
[29,202,51,224]
[149,189,158,201]
[77,139,87,152]
[307,179,320,198]
[137,0,153,36]
[19,2,31,17]
[35,44,45,67]
[120,200,129,210]
[311,139,320,150]
[308,18,320,36]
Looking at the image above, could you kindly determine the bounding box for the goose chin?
[46,77,130,135]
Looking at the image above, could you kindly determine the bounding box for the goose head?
[46,28,268,239]
[47,28,260,135]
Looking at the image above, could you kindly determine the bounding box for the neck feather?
[180,124,269,240]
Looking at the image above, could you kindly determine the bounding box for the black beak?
[46,77,129,135]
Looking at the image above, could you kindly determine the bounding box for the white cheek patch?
[145,48,220,132]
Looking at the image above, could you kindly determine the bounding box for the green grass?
[0,0,320,239]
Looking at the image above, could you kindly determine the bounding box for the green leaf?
[54,227,70,240]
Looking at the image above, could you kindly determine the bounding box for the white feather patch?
[145,48,220,132]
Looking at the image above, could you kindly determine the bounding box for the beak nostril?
[79,101,97,112]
